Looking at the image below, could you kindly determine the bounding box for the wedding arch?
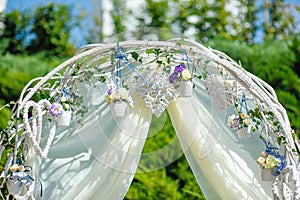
[1,36,299,200]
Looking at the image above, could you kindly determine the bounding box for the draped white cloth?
[26,80,274,199]
[30,84,153,199]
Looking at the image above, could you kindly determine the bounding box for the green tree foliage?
[2,10,29,54]
[1,3,77,57]
[262,0,296,40]
[110,0,127,34]
[0,52,66,129]
[27,3,75,56]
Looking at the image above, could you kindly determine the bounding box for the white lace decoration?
[205,74,242,110]
[23,100,56,158]
[127,65,178,117]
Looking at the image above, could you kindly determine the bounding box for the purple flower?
[169,72,179,84]
[231,117,241,131]
[49,103,63,117]
[107,88,113,95]
[174,64,186,73]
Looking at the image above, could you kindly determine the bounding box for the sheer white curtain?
[26,79,275,199]
[167,82,273,200]
[29,82,152,200]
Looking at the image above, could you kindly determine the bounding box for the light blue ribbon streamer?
[240,94,248,114]
[116,43,153,87]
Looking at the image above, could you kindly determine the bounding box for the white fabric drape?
[31,82,152,200]
[27,80,275,200]
[167,87,273,199]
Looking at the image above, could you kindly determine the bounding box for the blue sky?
[5,0,300,46]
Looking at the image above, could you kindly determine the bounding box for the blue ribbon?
[62,87,72,99]
[116,43,153,87]
[182,49,196,73]
[240,94,248,114]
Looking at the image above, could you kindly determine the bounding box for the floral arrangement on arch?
[256,141,286,180]
[227,112,251,130]
[105,87,134,108]
[169,64,192,84]
[48,88,73,126]
[6,162,34,196]
[169,64,193,97]
[256,151,286,175]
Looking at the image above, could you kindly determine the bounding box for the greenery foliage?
[1,3,78,56]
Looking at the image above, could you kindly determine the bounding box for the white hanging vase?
[112,101,127,117]
[179,81,193,97]
[260,167,273,181]
[6,174,26,196]
[237,125,252,139]
[56,110,72,126]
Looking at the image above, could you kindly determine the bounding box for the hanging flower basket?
[112,100,127,117]
[227,113,252,139]
[256,144,286,181]
[179,80,193,97]
[7,174,26,195]
[260,167,273,181]
[169,64,193,97]
[57,110,72,126]
[237,125,252,139]
[105,87,134,117]
[49,103,72,126]
[6,164,33,196]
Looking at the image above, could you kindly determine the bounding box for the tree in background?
[262,0,296,40]
[27,3,75,56]
[1,3,78,57]
[1,10,29,54]
[101,0,257,44]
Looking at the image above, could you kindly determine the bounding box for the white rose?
[60,96,67,102]
[10,164,19,172]
[118,88,129,99]
[64,103,70,110]
[227,115,236,126]
[18,165,25,172]
[112,93,121,101]
[181,69,192,81]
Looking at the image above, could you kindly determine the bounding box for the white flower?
[64,103,70,110]
[18,165,25,172]
[60,96,67,103]
[181,69,192,81]
[240,113,250,119]
[112,93,121,101]
[227,115,237,126]
[265,155,279,169]
[118,88,129,99]
[10,164,19,172]
[256,156,266,165]
[243,118,250,125]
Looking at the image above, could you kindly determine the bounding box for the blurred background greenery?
[0,0,300,199]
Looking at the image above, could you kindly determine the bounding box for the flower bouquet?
[169,64,193,97]
[49,96,72,126]
[6,164,33,196]
[105,87,134,117]
[256,149,286,181]
[227,113,252,138]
